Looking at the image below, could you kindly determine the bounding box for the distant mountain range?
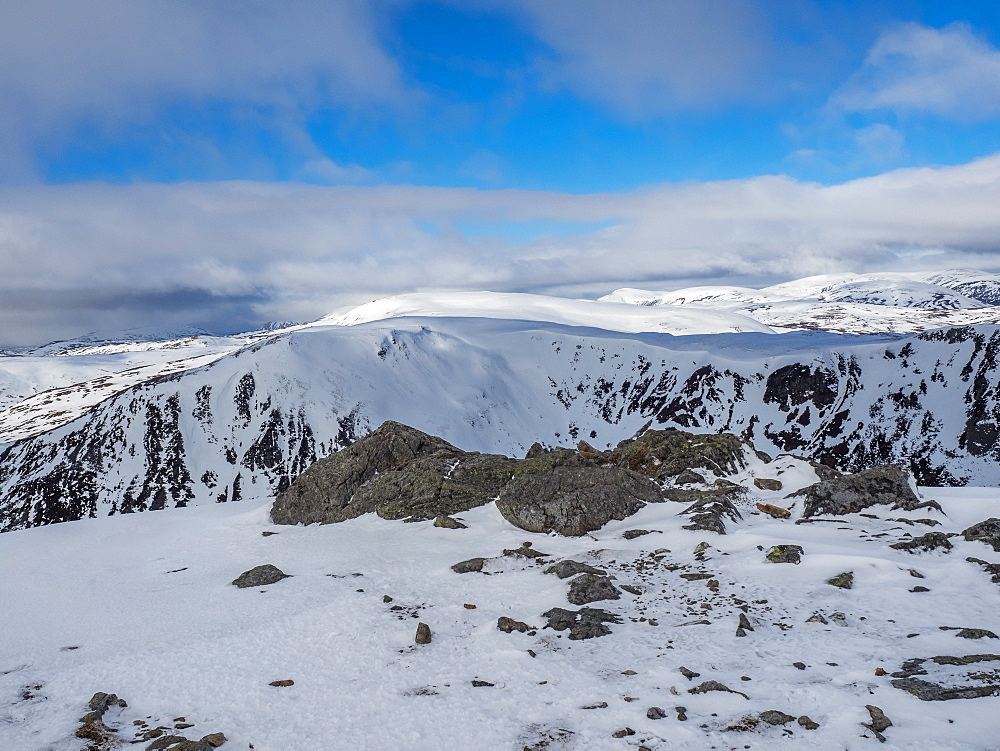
[1,269,998,532]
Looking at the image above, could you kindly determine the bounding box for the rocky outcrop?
[891,654,1000,700]
[271,421,514,525]
[790,465,923,517]
[496,464,661,536]
[963,518,1000,552]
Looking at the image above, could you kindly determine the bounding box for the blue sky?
[1,1,1000,344]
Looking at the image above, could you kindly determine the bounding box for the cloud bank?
[2,155,1000,346]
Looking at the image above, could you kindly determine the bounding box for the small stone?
[623,696,637,702]
[827,571,854,589]
[269,679,294,687]
[675,706,688,721]
[738,613,754,632]
[415,622,432,644]
[433,515,467,529]
[678,666,700,680]
[646,706,667,720]
[261,531,278,536]
[805,613,828,624]
[200,734,227,748]
[231,564,290,588]
[611,728,635,738]
[797,715,820,730]
[497,616,529,633]
[755,501,790,518]
[620,584,642,595]
[890,532,953,554]
[543,560,606,579]
[955,628,998,639]
[622,670,637,675]
[503,543,549,559]
[875,667,887,676]
[463,603,476,609]
[740,676,751,681]
[910,586,931,592]
[754,478,784,492]
[146,736,189,750]
[582,702,608,709]
[383,595,393,603]
[175,722,194,729]
[759,710,795,725]
[471,680,495,687]
[765,545,803,564]
[829,612,848,626]
[863,704,892,742]
[688,680,748,699]
[451,557,486,574]
[735,626,747,638]
[622,529,654,539]
[908,569,925,578]
[567,574,622,605]
[792,662,806,670]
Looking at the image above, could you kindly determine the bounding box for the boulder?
[790,465,922,517]
[231,564,289,588]
[754,478,783,491]
[609,428,749,480]
[543,560,606,579]
[765,545,803,564]
[566,574,621,605]
[496,465,661,536]
[542,607,621,639]
[675,482,746,534]
[451,557,487,574]
[827,571,854,589]
[890,532,953,553]
[962,518,1000,552]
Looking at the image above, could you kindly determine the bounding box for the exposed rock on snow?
[765,545,803,564]
[963,518,1000,552]
[496,463,661,536]
[889,532,954,553]
[231,564,290,588]
[791,465,923,517]
[891,654,1000,700]
[543,560,606,579]
[566,574,621,605]
[542,607,621,640]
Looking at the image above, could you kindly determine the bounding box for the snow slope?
[1,476,998,749]
[1,316,999,533]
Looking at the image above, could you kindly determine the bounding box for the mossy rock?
[611,429,748,480]
[826,571,854,589]
[766,545,803,564]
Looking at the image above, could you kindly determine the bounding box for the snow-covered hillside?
[1,269,999,533]
[2,472,999,749]
[1,315,999,532]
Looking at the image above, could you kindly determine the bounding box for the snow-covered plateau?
[1,269,999,749]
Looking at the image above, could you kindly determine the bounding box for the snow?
[1,477,999,749]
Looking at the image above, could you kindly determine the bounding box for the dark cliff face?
[1,322,999,532]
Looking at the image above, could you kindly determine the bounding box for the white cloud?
[831,22,1000,119]
[0,0,410,180]
[514,0,772,115]
[2,155,1000,345]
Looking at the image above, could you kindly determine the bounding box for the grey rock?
[675,706,688,721]
[646,706,667,720]
[674,481,746,535]
[542,607,621,640]
[451,557,486,574]
[147,737,189,751]
[753,478,783,491]
[622,528,654,539]
[543,559,606,579]
[272,421,514,525]
[503,542,549,559]
[962,518,1000,552]
[738,613,754,632]
[797,715,820,730]
[674,470,705,485]
[765,545,803,564]
[792,662,807,670]
[497,464,661,536]
[415,622,432,644]
[231,564,289,588]
[791,465,922,517]
[566,574,621,605]
[688,680,749,699]
[199,734,227,748]
[759,710,795,725]
[609,428,749,480]
[827,571,854,589]
[678,666,700,680]
[497,616,529,633]
[890,654,1000,700]
[433,516,467,529]
[890,532,953,553]
[863,704,892,742]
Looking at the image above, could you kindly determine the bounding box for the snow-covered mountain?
[0,269,999,533]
